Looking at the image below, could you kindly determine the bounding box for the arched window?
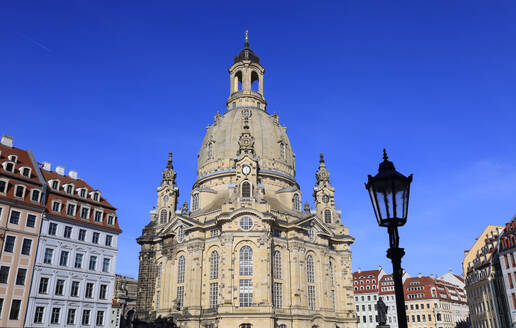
[234,71,243,92]
[157,263,162,288]
[192,194,199,211]
[239,246,253,276]
[329,261,334,287]
[160,209,167,224]
[178,255,185,283]
[210,251,219,279]
[280,143,286,160]
[292,194,300,211]
[242,181,251,198]
[177,226,184,243]
[324,209,332,223]
[207,142,214,160]
[273,251,281,279]
[306,255,315,283]
[251,71,259,91]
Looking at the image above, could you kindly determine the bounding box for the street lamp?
[365,149,413,328]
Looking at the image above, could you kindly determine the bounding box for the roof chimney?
[418,273,422,278]
[69,170,78,180]
[1,135,13,147]
[41,162,51,171]
[56,166,65,176]
[358,268,361,273]
[430,274,435,279]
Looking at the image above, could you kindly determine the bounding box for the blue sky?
[1,1,515,278]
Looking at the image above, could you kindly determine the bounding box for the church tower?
[137,33,357,328]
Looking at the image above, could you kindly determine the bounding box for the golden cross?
[245,30,249,42]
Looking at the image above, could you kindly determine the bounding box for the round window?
[239,216,253,231]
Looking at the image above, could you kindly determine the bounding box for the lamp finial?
[320,152,325,163]
[383,148,388,161]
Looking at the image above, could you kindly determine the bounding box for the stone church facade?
[136,37,357,328]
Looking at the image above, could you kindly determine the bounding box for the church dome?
[197,107,295,181]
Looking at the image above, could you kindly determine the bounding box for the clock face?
[322,195,329,203]
[242,165,251,175]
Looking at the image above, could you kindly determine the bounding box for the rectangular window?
[66,203,76,216]
[21,238,32,255]
[55,279,65,295]
[94,211,102,222]
[92,232,100,244]
[71,281,80,297]
[75,253,83,269]
[9,210,20,224]
[80,207,89,219]
[39,277,49,294]
[0,266,9,283]
[210,229,219,238]
[85,282,94,298]
[4,235,15,252]
[9,299,21,320]
[273,282,282,308]
[59,251,69,266]
[513,293,516,310]
[511,253,516,267]
[177,286,184,307]
[43,248,53,264]
[239,279,253,307]
[80,189,86,198]
[99,284,107,300]
[107,215,114,225]
[102,258,110,273]
[52,308,61,324]
[82,309,90,325]
[15,268,26,286]
[509,273,514,289]
[0,180,6,193]
[48,222,57,235]
[105,235,113,246]
[34,306,44,323]
[89,256,97,271]
[96,311,104,326]
[308,285,316,310]
[78,229,86,241]
[67,308,76,324]
[209,282,218,308]
[52,201,60,212]
[26,214,36,227]
[64,226,72,238]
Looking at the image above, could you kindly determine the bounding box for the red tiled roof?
[42,170,121,233]
[353,270,380,294]
[0,144,45,210]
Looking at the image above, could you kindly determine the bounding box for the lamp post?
[365,150,413,328]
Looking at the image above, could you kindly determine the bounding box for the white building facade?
[24,165,121,327]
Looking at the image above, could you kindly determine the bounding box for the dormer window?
[93,193,99,202]
[0,179,8,194]
[21,167,31,177]
[14,185,26,199]
[94,210,103,223]
[31,189,41,202]
[80,207,90,219]
[52,201,61,212]
[66,203,76,216]
[4,162,14,173]
[66,185,73,194]
[51,180,59,190]
[107,215,115,225]
[8,155,17,163]
[79,189,86,198]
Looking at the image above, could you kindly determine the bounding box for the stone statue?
[377,297,388,325]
